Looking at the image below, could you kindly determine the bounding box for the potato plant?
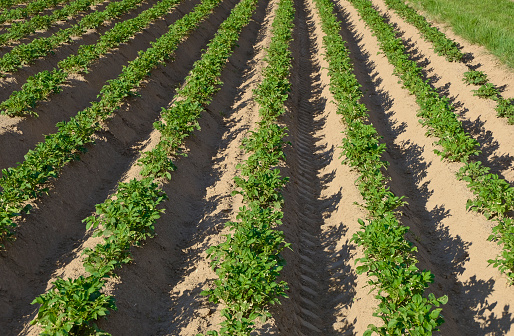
[314,0,447,333]
[201,0,294,333]
[0,0,105,46]
[463,70,489,85]
[383,0,463,62]
[348,0,514,284]
[0,0,147,73]
[31,0,262,332]
[0,0,70,25]
[0,0,222,248]
[381,0,514,123]
[0,0,182,116]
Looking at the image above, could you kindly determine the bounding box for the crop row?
[0,0,220,248]
[0,0,106,47]
[1,0,181,116]
[201,0,293,333]
[314,0,447,334]
[0,0,146,74]
[382,0,462,61]
[462,72,514,124]
[0,0,26,11]
[0,0,69,25]
[382,0,514,123]
[28,0,261,331]
[347,0,514,283]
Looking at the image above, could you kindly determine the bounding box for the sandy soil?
[0,0,185,171]
[0,0,513,334]
[371,0,514,185]
[333,0,514,334]
[271,0,377,334]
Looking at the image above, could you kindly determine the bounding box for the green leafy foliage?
[201,0,294,334]
[314,0,448,333]
[457,162,514,219]
[472,82,500,99]
[380,0,514,123]
[463,70,488,85]
[0,0,70,25]
[0,0,104,47]
[82,177,167,276]
[31,276,115,335]
[0,0,27,11]
[383,0,463,62]
[0,0,182,116]
[30,0,261,332]
[495,97,514,124]
[0,0,222,248]
[0,0,145,73]
[488,217,514,284]
[0,69,68,116]
[348,0,514,284]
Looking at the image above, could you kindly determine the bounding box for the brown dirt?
[333,0,514,334]
[371,0,514,185]
[0,0,245,332]
[0,0,188,172]
[0,0,514,334]
[271,0,377,334]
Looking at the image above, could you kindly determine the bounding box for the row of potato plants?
[200,0,293,333]
[382,0,514,123]
[347,0,514,283]
[0,0,181,116]
[0,0,26,10]
[462,70,514,124]
[382,0,462,62]
[0,0,222,248]
[0,0,146,73]
[0,0,107,47]
[0,0,69,25]
[315,0,447,334]
[31,0,258,332]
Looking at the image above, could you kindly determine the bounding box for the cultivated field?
[0,0,513,334]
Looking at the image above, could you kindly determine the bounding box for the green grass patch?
[407,0,514,69]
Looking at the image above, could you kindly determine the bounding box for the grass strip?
[315,0,447,334]
[0,0,221,248]
[0,0,181,116]
[406,0,514,70]
[381,0,514,124]
[382,0,462,62]
[347,0,514,284]
[0,0,146,73]
[30,0,260,332]
[200,0,293,334]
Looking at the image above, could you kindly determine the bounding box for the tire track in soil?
[286,7,335,332]
[20,0,276,333]
[272,0,378,334]
[0,0,195,172]
[335,0,514,334]
[0,0,242,332]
